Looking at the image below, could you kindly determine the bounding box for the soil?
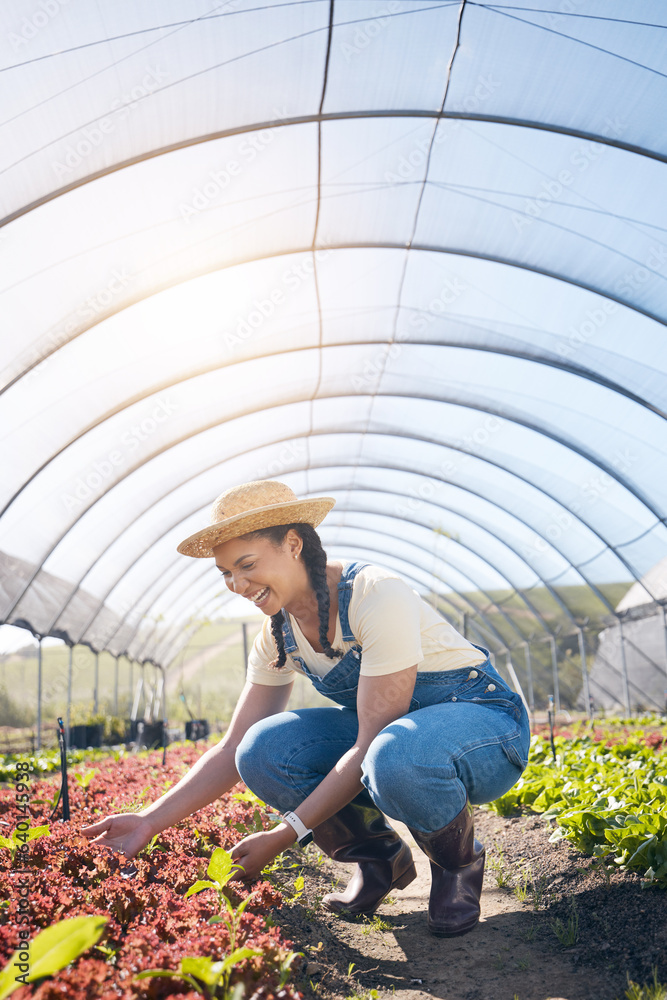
[267,807,667,1000]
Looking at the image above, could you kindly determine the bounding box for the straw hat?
[177,480,336,558]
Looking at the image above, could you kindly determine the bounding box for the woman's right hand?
[80,813,155,859]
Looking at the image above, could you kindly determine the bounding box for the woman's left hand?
[230,825,297,881]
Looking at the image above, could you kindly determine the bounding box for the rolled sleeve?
[246,617,295,686]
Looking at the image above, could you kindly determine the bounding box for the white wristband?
[282,810,314,846]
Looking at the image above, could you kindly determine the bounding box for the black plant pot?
[130,720,166,748]
[68,724,103,749]
[185,719,209,742]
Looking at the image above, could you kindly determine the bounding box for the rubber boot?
[314,790,417,916]
[409,798,485,937]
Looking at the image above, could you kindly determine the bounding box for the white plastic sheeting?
[1,0,666,666]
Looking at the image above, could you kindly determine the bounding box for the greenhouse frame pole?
[66,644,73,747]
[549,636,560,715]
[617,619,631,717]
[114,656,119,715]
[242,622,249,676]
[523,642,535,714]
[662,605,667,711]
[93,651,99,715]
[506,653,529,714]
[36,637,42,752]
[578,628,592,720]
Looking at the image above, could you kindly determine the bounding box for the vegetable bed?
[0,744,302,1000]
[489,720,667,887]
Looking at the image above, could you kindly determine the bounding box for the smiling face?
[213,528,310,616]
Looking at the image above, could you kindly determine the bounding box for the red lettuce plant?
[0,744,301,1000]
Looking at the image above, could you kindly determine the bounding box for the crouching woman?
[82,481,530,937]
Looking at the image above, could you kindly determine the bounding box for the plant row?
[0,745,303,999]
[490,731,667,886]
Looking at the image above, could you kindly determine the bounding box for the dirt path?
[274,807,666,1000]
[307,817,601,1000]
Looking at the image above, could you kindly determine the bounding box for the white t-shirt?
[246,563,487,686]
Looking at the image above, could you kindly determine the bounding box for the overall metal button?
[487,683,496,692]
[451,696,457,702]
[468,670,478,679]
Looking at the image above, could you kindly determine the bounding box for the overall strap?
[279,609,299,654]
[337,561,369,643]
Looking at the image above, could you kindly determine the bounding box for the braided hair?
[244,522,343,668]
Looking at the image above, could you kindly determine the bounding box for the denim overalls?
[235,561,531,832]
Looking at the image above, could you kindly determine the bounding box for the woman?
[82,480,530,937]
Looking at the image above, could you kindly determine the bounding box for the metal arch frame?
[147,501,580,667]
[5,330,664,524]
[4,375,662,626]
[132,570,228,665]
[40,433,618,645]
[93,451,620,665]
[103,497,534,666]
[128,567,226,664]
[50,523,206,644]
[326,508,573,636]
[63,468,542,660]
[294,472,617,614]
[27,386,625,638]
[154,543,509,672]
[4,109,667,231]
[13,417,650,654]
[5,242,667,401]
[183,541,513,664]
[321,516,552,643]
[156,566,466,672]
[20,432,643,654]
[93,555,210,656]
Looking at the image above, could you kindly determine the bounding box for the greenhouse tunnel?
[1,0,667,746]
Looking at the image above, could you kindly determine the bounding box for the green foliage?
[0,825,50,861]
[186,846,245,905]
[136,950,260,998]
[73,768,97,790]
[488,733,667,886]
[622,967,667,1000]
[0,915,107,999]
[487,844,512,887]
[360,914,392,934]
[0,747,114,783]
[139,845,302,999]
[551,897,579,946]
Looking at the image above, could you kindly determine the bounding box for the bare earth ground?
[269,808,667,1000]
